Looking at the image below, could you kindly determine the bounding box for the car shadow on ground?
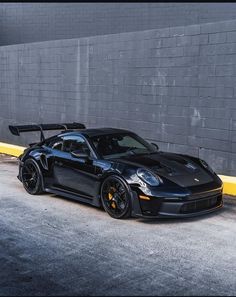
[48,193,105,213]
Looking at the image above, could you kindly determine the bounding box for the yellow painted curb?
[218,175,236,196]
[0,142,26,157]
[0,142,236,196]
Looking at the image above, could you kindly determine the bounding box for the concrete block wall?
[1,19,236,175]
[1,3,236,45]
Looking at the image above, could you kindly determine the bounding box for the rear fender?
[20,147,53,185]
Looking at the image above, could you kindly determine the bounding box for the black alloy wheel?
[101,175,131,219]
[21,158,43,195]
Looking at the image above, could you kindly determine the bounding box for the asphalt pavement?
[0,154,236,296]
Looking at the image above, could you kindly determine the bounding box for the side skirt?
[44,186,101,207]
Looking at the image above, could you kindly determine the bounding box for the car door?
[53,134,98,198]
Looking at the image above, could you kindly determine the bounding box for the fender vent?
[40,154,48,170]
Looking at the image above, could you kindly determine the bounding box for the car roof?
[57,127,133,138]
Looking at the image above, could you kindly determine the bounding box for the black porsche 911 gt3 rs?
[9,122,223,219]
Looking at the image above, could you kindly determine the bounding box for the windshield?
[90,133,157,159]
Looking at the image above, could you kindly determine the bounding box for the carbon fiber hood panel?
[115,152,213,187]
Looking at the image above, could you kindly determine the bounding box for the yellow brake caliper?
[108,187,116,209]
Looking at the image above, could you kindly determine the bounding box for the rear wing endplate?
[9,122,86,142]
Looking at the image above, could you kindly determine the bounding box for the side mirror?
[151,142,159,151]
[71,150,90,160]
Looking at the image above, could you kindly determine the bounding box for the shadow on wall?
[1,3,236,45]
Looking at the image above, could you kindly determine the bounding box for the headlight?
[137,168,162,186]
[199,159,214,174]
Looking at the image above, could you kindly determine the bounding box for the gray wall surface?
[1,19,236,175]
[1,3,236,45]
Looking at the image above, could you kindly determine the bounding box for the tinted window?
[62,135,91,156]
[91,133,157,159]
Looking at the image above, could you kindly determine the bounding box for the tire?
[100,175,132,219]
[21,158,44,195]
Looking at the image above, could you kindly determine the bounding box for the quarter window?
[48,137,63,151]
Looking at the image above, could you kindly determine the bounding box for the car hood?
[114,152,213,187]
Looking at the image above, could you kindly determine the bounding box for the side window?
[62,135,91,156]
[48,137,63,151]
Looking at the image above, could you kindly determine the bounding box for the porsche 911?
[9,122,223,219]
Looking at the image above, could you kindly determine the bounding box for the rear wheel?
[21,158,44,195]
[101,175,131,219]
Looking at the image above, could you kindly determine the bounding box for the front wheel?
[21,158,44,195]
[101,175,132,219]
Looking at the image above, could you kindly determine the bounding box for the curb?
[0,142,235,196]
[0,142,25,158]
[218,175,236,196]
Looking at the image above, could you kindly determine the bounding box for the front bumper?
[139,195,223,218]
[131,182,223,218]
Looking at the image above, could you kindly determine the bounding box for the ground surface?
[0,154,236,296]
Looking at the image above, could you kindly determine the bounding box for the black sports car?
[9,123,223,219]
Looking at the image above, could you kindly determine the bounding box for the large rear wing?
[9,122,86,142]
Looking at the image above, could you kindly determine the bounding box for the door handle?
[55,160,63,166]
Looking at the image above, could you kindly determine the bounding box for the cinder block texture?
[1,19,236,175]
[1,3,236,45]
